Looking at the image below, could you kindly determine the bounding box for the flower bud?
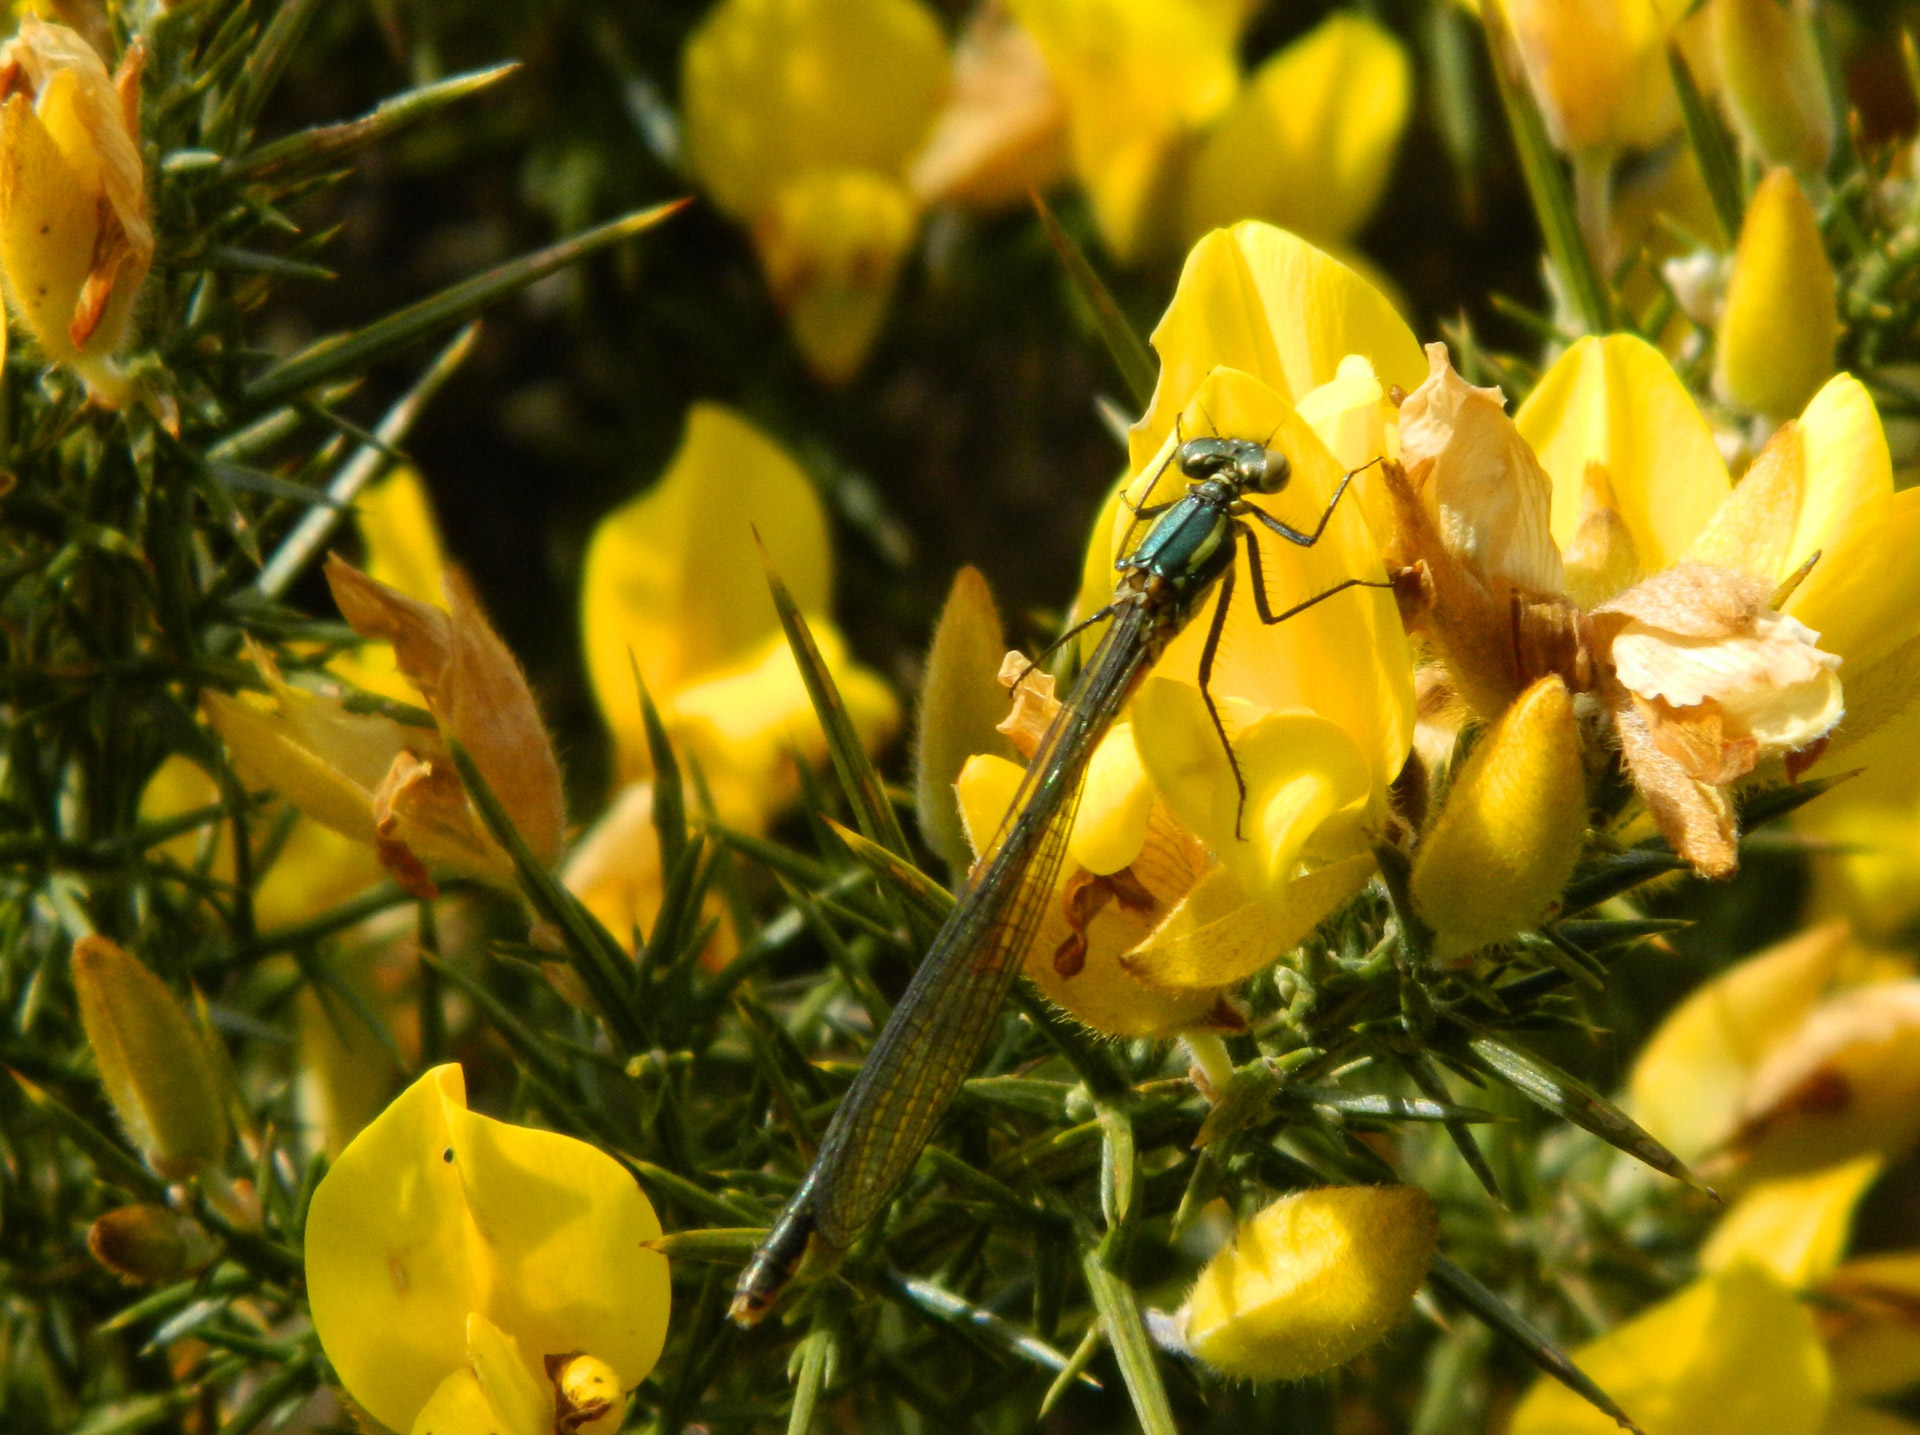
[72,936,227,1180]
[0,18,151,406]
[1710,0,1834,177]
[87,1204,221,1284]
[1715,168,1838,420]
[1174,1185,1437,1380]
[1411,676,1587,962]
[1499,0,1680,156]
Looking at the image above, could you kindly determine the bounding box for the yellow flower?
[71,935,227,1181]
[956,224,1416,1025]
[1496,0,1685,157]
[1798,706,1920,937]
[908,5,1068,211]
[1172,1185,1437,1380]
[1508,1262,1830,1435]
[1630,921,1863,1164]
[681,0,947,381]
[1179,14,1412,256]
[1716,168,1838,420]
[305,1064,669,1435]
[1005,0,1239,262]
[1410,675,1588,962]
[0,16,150,406]
[207,558,566,898]
[573,404,896,945]
[1709,0,1834,177]
[1700,1154,1883,1287]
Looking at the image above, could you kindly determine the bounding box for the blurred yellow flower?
[1508,1261,1830,1435]
[990,4,1410,263]
[908,5,1066,211]
[1173,1185,1436,1380]
[1179,14,1411,256]
[682,0,947,381]
[305,1064,669,1435]
[0,16,149,406]
[1496,0,1685,157]
[1716,168,1838,420]
[1710,0,1833,177]
[573,403,897,944]
[1798,705,1920,937]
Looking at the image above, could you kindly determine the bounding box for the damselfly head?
[1177,436,1290,495]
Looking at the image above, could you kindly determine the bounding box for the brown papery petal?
[1595,562,1770,639]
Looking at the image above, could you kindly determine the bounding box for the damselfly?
[730,429,1388,1325]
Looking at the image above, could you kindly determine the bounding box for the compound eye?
[1256,452,1291,493]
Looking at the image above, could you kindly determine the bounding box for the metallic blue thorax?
[1117,477,1238,595]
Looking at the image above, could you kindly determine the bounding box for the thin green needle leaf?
[1479,1,1612,333]
[1031,189,1157,412]
[787,1312,838,1435]
[8,1073,168,1201]
[757,539,913,859]
[226,64,520,181]
[1668,43,1743,246]
[445,741,650,1054]
[1737,770,1856,829]
[1457,1030,1710,1192]
[1082,1234,1177,1435]
[1560,847,1686,914]
[1040,1326,1106,1417]
[243,201,686,406]
[1402,1054,1503,1205]
[1428,1255,1644,1433]
[632,653,688,877]
[883,1272,1099,1387]
[822,816,952,939]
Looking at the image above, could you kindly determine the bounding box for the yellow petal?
[954,752,1222,1036]
[1519,333,1730,587]
[667,624,898,833]
[1133,679,1377,908]
[1135,369,1413,790]
[72,935,227,1181]
[681,0,947,222]
[1136,223,1426,469]
[1411,676,1587,962]
[1508,1265,1829,1435]
[202,691,382,844]
[580,404,832,781]
[1628,922,1850,1162]
[1179,1185,1437,1381]
[0,85,96,364]
[1123,852,1373,989]
[1700,1154,1882,1286]
[409,1366,508,1435]
[1069,724,1154,875]
[1007,0,1238,261]
[757,167,917,383]
[1180,14,1410,250]
[465,1313,552,1435]
[1716,168,1838,420]
[1798,710,1920,936]
[305,1066,481,1435]
[254,815,386,932]
[1711,0,1834,176]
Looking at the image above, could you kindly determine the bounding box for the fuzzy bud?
[1173,1185,1437,1381]
[72,936,227,1180]
[1710,0,1834,177]
[1411,676,1588,962]
[1715,169,1838,420]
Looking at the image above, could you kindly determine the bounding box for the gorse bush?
[12,3,1920,1435]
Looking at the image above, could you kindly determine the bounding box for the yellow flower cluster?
[681,0,1410,378]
